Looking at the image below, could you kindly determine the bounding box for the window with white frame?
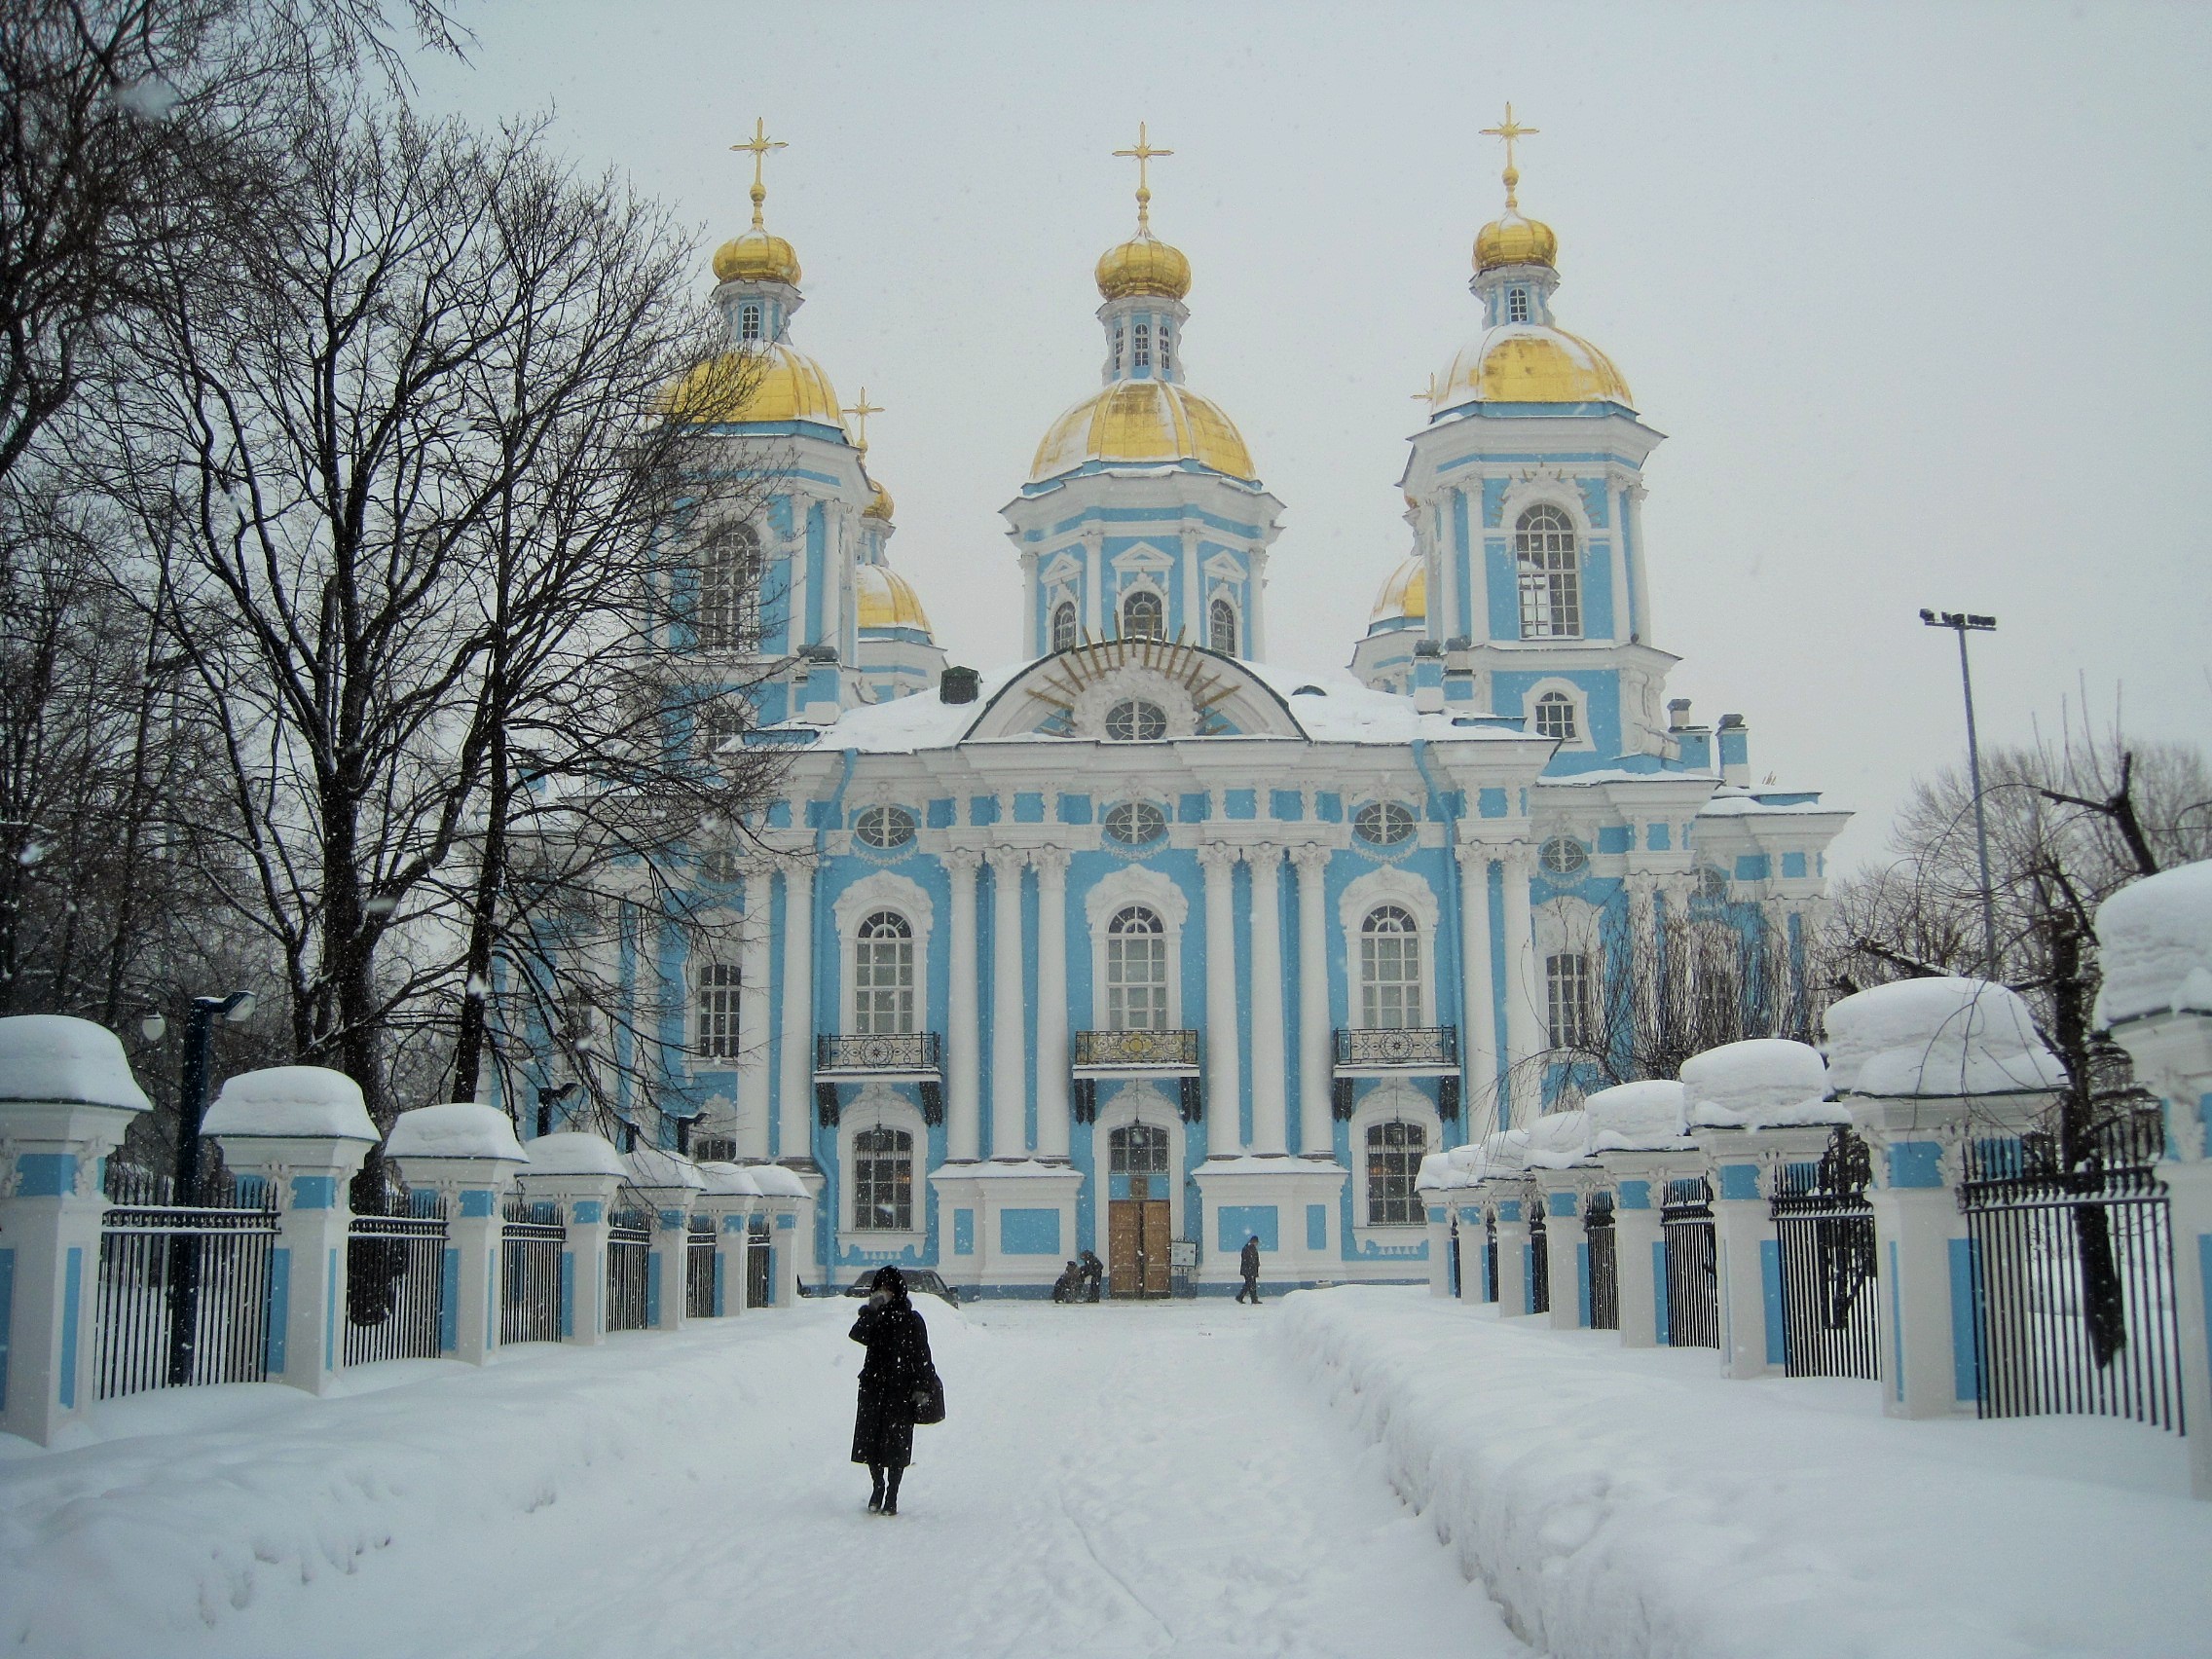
[851,1125,913,1231]
[1539,835,1588,878]
[1360,905,1421,1029]
[1111,324,1124,376]
[695,963,742,1059]
[1121,587,1164,642]
[1109,1121,1170,1176]
[1104,698,1168,741]
[1133,322,1151,370]
[697,522,760,650]
[1106,905,1169,1029]
[1546,951,1594,1049]
[1208,597,1237,655]
[1103,800,1166,846]
[1353,799,1418,847]
[853,911,915,1034]
[854,805,916,850]
[1158,322,1173,376]
[1532,690,1578,742]
[1507,286,1530,323]
[739,301,762,342]
[1051,601,1078,653]
[1515,504,1581,641]
[1366,1120,1427,1225]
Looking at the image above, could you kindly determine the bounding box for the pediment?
[963,640,1309,742]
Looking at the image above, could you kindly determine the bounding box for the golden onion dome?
[1473,209,1558,275]
[714,226,801,286]
[1370,554,1427,626]
[864,478,894,521]
[855,564,933,635]
[1029,380,1253,484]
[1435,324,1633,408]
[1095,232,1192,302]
[663,343,848,431]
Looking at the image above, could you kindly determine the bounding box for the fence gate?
[346,1191,447,1364]
[1483,1210,1499,1305]
[1770,1127,1882,1380]
[501,1200,566,1345]
[746,1217,773,1309]
[1585,1190,1619,1331]
[1527,1193,1551,1316]
[608,1207,652,1331]
[685,1218,718,1318]
[97,1165,277,1399]
[1663,1176,1719,1349]
[1961,1113,2184,1430]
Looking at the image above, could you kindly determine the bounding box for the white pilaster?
[1248,845,1289,1157]
[1499,842,1541,1128]
[944,848,982,1162]
[1198,844,1243,1149]
[1292,844,1333,1158]
[1033,847,1072,1161]
[1082,530,1103,641]
[737,866,774,1161]
[777,860,815,1165]
[1181,529,1201,645]
[987,846,1029,1160]
[1456,844,1499,1134]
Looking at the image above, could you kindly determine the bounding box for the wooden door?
[1108,1201,1142,1298]
[1141,1200,1172,1296]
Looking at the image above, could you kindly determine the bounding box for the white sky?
[411,1,2212,874]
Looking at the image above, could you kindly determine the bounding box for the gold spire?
[1112,121,1174,235]
[842,387,882,456]
[1097,121,1192,301]
[730,117,788,230]
[1480,103,1538,211]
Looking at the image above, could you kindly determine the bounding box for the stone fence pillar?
[1420,1191,1454,1297]
[1595,1149,1698,1348]
[1532,1170,1595,1329]
[750,1164,810,1307]
[1456,1198,1492,1303]
[627,1146,707,1331]
[1703,1124,1838,1379]
[697,1163,763,1315]
[514,1132,625,1345]
[204,1066,379,1394]
[0,1016,150,1445]
[386,1103,527,1363]
[1488,1183,1532,1316]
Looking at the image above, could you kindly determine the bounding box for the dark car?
[843,1267,960,1307]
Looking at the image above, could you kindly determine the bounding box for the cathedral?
[510,113,1848,1297]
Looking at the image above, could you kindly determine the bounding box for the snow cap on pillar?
[203,1066,377,1140]
[2093,860,2212,1027]
[519,1130,627,1177]
[1823,978,2066,1098]
[750,1163,811,1198]
[1522,1110,1593,1168]
[626,1145,707,1193]
[1681,1038,1838,1127]
[1584,1079,1691,1151]
[0,1014,150,1111]
[385,1101,528,1161]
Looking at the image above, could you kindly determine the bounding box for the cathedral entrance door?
[1106,1124,1174,1299]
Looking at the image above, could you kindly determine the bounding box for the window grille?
[1111,325,1124,376]
[1133,322,1151,369]
[1104,800,1166,846]
[1109,1123,1170,1175]
[1507,286,1530,323]
[1051,602,1078,653]
[1546,952,1594,1049]
[697,522,760,650]
[1366,1120,1427,1225]
[1105,699,1168,741]
[852,1125,913,1231]
[1538,835,1588,877]
[1159,323,1173,376]
[1353,800,1417,846]
[1106,905,1169,1030]
[1360,905,1421,1029]
[696,964,742,1059]
[739,301,762,342]
[854,911,915,1034]
[1121,588,1164,641]
[854,805,916,850]
[693,1134,738,1162]
[1514,505,1580,640]
[1208,597,1237,655]
[1533,691,1578,742]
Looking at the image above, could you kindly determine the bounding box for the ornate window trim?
[1349,1081,1442,1236]
[1523,676,1594,752]
[832,871,934,1038]
[1338,866,1440,1027]
[835,1085,928,1249]
[1084,865,1188,1031]
[1092,1081,1188,1241]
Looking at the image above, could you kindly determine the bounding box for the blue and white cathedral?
[509,116,1848,1298]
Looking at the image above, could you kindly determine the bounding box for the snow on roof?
[1584,1079,1693,1152]
[385,1101,527,1162]
[1416,1151,1457,1193]
[0,1014,150,1112]
[626,1146,706,1192]
[1681,1039,1843,1128]
[518,1130,626,1178]
[697,1161,763,1198]
[1479,1128,1530,1176]
[203,1066,377,1141]
[749,1163,811,1198]
[1523,1110,1594,1169]
[1824,977,2067,1099]
[2094,860,2212,1027]
[1694,791,1836,816]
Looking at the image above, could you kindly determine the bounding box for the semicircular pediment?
[962,640,1309,743]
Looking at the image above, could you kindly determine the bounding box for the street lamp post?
[165,989,255,1386]
[1919,608,2000,978]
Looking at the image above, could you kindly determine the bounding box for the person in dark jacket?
[849,1267,934,1515]
[1236,1234,1263,1304]
[1079,1249,1104,1302]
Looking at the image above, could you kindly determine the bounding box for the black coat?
[1240,1238,1262,1278]
[850,1300,933,1411]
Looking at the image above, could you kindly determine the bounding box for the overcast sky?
[410,1,2211,874]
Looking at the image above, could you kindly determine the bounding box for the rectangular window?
[1546,952,1593,1050]
[1106,936,1168,1029]
[695,964,742,1059]
[1132,323,1151,370]
[1507,287,1530,323]
[852,1129,913,1231]
[1360,933,1420,1029]
[740,302,762,342]
[853,936,915,1034]
[1366,1121,1426,1225]
[694,1134,738,1162]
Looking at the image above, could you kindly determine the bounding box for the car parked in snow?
[841,1267,960,1307]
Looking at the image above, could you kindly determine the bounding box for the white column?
[777,860,815,1165]
[1456,844,1499,1135]
[987,846,1029,1160]
[737,866,774,1161]
[1032,847,1071,1161]
[1083,532,1103,641]
[1292,844,1333,1158]
[1198,844,1243,1150]
[944,849,982,1162]
[1181,530,1201,645]
[1499,842,1541,1128]
[1247,845,1288,1157]
[784,509,809,651]
[820,504,844,657]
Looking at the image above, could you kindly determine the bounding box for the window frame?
[1103,799,1167,847]
[850,1124,915,1233]
[1120,586,1165,642]
[854,804,917,851]
[696,521,762,651]
[1364,1118,1429,1227]
[1546,950,1595,1051]
[1104,903,1171,1031]
[852,909,917,1036]
[694,961,743,1061]
[1358,904,1423,1031]
[1104,698,1169,742]
[1514,503,1582,642]
[1352,799,1418,848]
[1208,596,1237,655]
[1051,601,1078,653]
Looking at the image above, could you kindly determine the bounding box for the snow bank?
[1521,1109,1592,1169]
[1825,977,2067,1098]
[1681,1038,1841,1127]
[203,1066,377,1141]
[625,1146,706,1192]
[1584,1079,1690,1151]
[696,1161,762,1198]
[0,1014,150,1111]
[1279,1286,2212,1659]
[517,1131,625,1178]
[748,1163,809,1198]
[383,1102,527,1161]
[2094,859,2212,1026]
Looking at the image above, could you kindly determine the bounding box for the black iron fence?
[1961,1112,2183,1430]
[748,1221,773,1309]
[1663,1176,1719,1349]
[346,1194,446,1365]
[815,1032,942,1073]
[1073,1028,1200,1069]
[1772,1127,1882,1381]
[1333,1026,1459,1069]
[97,1165,277,1400]
[1586,1190,1619,1331]
[608,1207,652,1332]
[1528,1197,1551,1315]
[1484,1210,1498,1305]
[686,1218,718,1318]
[501,1200,566,1345]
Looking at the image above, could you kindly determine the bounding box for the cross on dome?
[1112,121,1174,234]
[730,117,788,230]
[843,387,883,455]
[1480,103,1538,210]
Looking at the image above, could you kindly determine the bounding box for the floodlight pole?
[1920,609,2000,978]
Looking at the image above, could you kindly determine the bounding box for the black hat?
[875,1266,906,1297]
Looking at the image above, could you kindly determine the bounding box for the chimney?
[1667,697,1691,731]
[1716,713,1750,786]
[939,666,979,705]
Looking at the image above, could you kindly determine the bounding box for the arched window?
[697,522,759,650]
[739,300,762,342]
[695,962,741,1059]
[853,911,914,1035]
[1366,1120,1427,1225]
[1109,1123,1169,1178]
[1208,597,1237,655]
[1111,325,1124,377]
[1546,951,1594,1049]
[1360,905,1421,1029]
[1105,905,1168,1030]
[1515,504,1580,641]
[1121,588,1164,642]
[1158,322,1174,377]
[1506,286,1530,324]
[1133,322,1151,370]
[852,1125,913,1231]
[1104,698,1168,741]
[1051,601,1078,653]
[1532,690,1578,742]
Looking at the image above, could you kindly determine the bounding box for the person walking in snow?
[850,1267,935,1516]
[1236,1233,1263,1304]
[1079,1249,1104,1302]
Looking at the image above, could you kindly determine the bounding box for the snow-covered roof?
[0,1014,150,1111]
[203,1066,377,1141]
[1523,1109,1594,1169]
[519,1131,626,1178]
[750,1163,811,1198]
[1681,1038,1842,1128]
[1824,977,2067,1099]
[385,1102,527,1162]
[1694,789,1838,817]
[2094,860,2212,1027]
[1584,1079,1693,1152]
[697,1161,763,1198]
[626,1146,706,1192]
[1479,1127,1530,1177]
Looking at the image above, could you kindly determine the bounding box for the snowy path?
[1,1297,1525,1658]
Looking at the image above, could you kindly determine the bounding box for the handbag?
[911,1364,946,1426]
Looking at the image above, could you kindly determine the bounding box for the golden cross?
[842,387,883,454]
[1413,372,1438,404]
[730,117,788,229]
[1480,102,1538,209]
[1113,121,1174,232]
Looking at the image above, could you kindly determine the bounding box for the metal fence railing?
[685,1219,717,1318]
[608,1208,652,1332]
[1663,1176,1719,1349]
[1332,1026,1459,1068]
[747,1217,773,1309]
[1527,1196,1551,1316]
[346,1195,447,1365]
[1585,1190,1619,1331]
[1772,1127,1881,1381]
[500,1201,566,1346]
[97,1165,277,1400]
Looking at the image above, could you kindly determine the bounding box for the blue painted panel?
[805,798,834,830]
[1014,792,1046,824]
[1314,793,1344,823]
[1546,1190,1577,1218]
[1652,1238,1670,1344]
[1783,851,1808,879]
[1888,1142,1945,1189]
[1735,854,1772,882]
[1178,793,1208,824]
[970,794,1000,827]
[16,1154,77,1198]
[1760,1239,1785,1366]
[561,1252,575,1337]
[766,799,792,830]
[1224,790,1257,821]
[573,1199,605,1225]
[927,797,956,829]
[1218,1205,1278,1253]
[1618,1179,1652,1210]
[1576,1241,1592,1328]
[441,1248,461,1352]
[57,1247,83,1410]
[1596,826,1632,855]
[1476,788,1509,820]
[1307,1205,1328,1250]
[1000,1208,1061,1255]
[1057,793,1093,825]
[1717,1163,1761,1201]
[647,1254,662,1326]
[1270,790,1304,822]
[1647,823,1672,850]
[777,1211,795,1229]
[1498,1198,1522,1223]
[458,1189,498,1219]
[289,1174,337,1210]
[266,1246,290,1375]
[1951,1235,1985,1403]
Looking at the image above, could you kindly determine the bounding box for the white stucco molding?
[1086,863,1189,934]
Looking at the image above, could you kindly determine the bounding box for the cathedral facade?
[509,118,1848,1297]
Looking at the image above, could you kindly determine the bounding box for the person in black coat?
[1236,1234,1263,1304]
[849,1266,933,1515]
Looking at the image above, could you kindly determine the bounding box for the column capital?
[1289,842,1332,876]
[1454,840,1495,871]
[1242,841,1285,869]
[1497,839,1539,875]
[1197,842,1240,875]
[984,844,1028,876]
[941,845,983,875]
[1028,845,1072,880]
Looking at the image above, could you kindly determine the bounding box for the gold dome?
[1029,380,1254,484]
[864,478,894,521]
[714,226,801,286]
[855,564,933,634]
[1473,209,1558,274]
[1371,555,1427,626]
[1096,233,1192,302]
[663,343,848,430]
[1435,325,1634,408]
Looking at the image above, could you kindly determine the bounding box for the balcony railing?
[1333,1025,1459,1071]
[815,1032,942,1076]
[1073,1028,1201,1071]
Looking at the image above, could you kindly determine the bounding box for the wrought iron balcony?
[1333,1025,1459,1074]
[814,1031,942,1078]
[1072,1027,1201,1073]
